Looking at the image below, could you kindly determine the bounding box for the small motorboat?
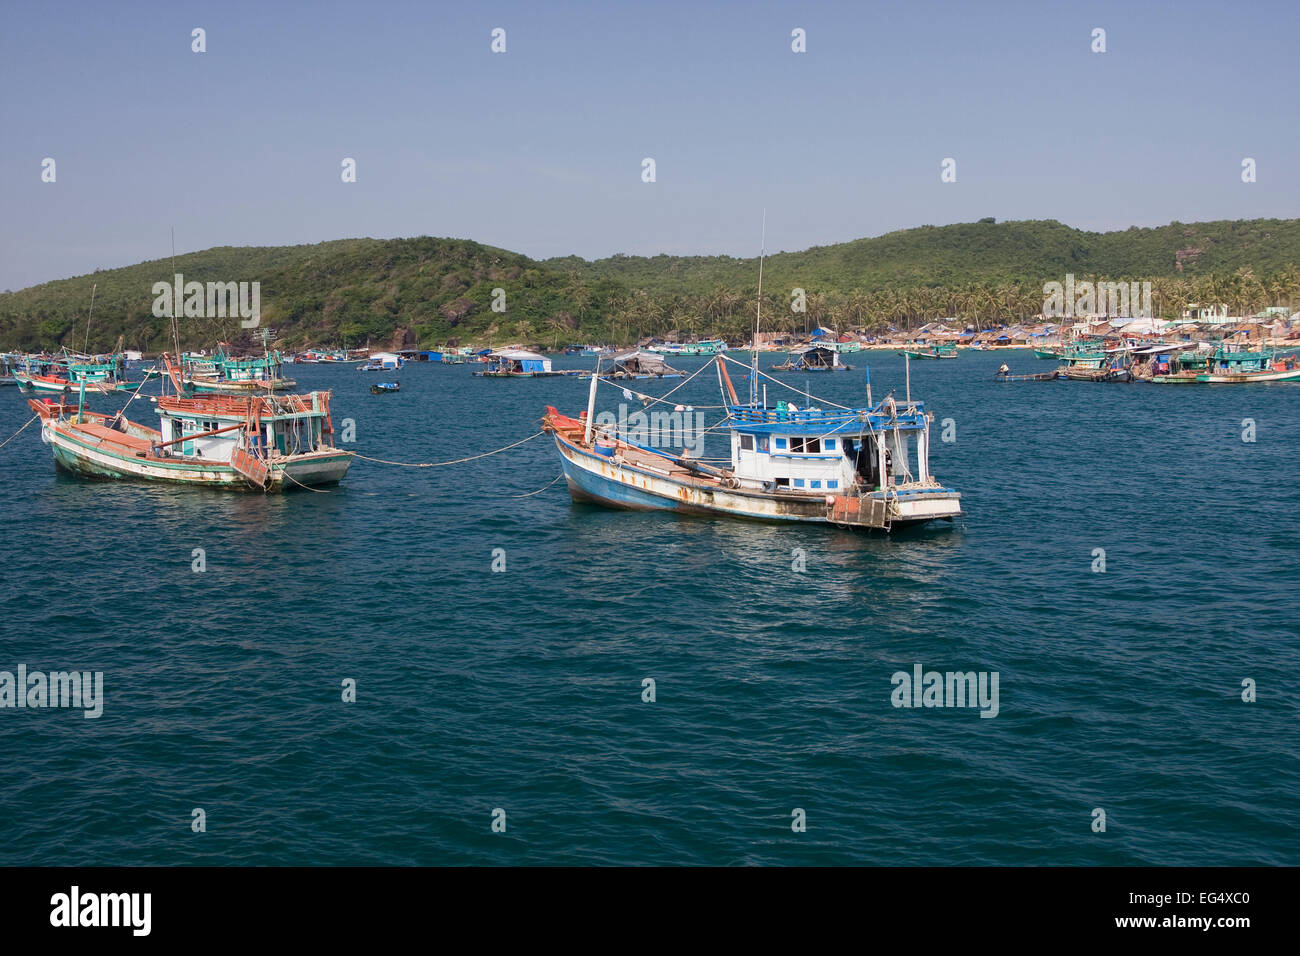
[994,369,1059,382]
[370,382,401,394]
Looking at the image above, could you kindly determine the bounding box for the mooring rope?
[510,472,564,498]
[0,414,39,451]
[277,468,330,493]
[349,430,545,467]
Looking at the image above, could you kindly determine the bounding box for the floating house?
[606,350,683,379]
[473,349,557,377]
[358,352,404,371]
[772,344,852,372]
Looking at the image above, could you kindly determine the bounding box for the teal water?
[1,351,1297,865]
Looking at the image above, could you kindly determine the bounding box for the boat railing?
[728,404,926,428]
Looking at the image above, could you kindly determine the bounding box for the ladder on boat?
[827,494,890,530]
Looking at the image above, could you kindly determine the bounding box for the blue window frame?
[827,480,838,489]
[825,438,836,450]
[811,480,822,489]
[793,478,804,488]
[775,437,787,450]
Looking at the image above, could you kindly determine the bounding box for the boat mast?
[82,282,97,354]
[168,228,182,397]
[750,210,765,407]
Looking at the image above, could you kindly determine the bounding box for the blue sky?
[1,0,1296,290]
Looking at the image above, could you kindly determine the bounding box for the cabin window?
[824,439,836,451]
[794,478,805,488]
[775,438,787,450]
[775,477,789,488]
[789,437,821,454]
[810,480,821,489]
[827,480,838,489]
[739,434,754,452]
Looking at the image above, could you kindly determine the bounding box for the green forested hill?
[2,219,1298,352]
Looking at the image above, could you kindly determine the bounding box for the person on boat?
[998,362,1010,376]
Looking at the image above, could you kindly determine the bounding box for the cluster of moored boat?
[995,342,1300,384]
[10,345,351,492]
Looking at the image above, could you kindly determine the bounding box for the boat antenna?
[82,282,97,354]
[750,209,766,407]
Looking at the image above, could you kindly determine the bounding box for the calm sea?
[1,350,1296,865]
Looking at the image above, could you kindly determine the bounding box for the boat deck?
[71,422,155,454]
[611,442,721,483]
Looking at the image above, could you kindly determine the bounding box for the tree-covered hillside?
[2,220,1298,352]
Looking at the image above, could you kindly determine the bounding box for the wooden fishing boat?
[13,352,135,395]
[994,370,1059,382]
[370,382,400,394]
[544,356,961,531]
[647,339,728,356]
[28,383,352,491]
[176,344,296,394]
[1032,348,1060,360]
[1196,349,1300,383]
[900,344,958,360]
[1056,349,1133,382]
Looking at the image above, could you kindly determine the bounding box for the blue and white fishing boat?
[544,357,961,530]
[543,222,960,530]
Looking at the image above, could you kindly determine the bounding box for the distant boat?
[370,381,401,394]
[647,338,728,356]
[174,345,297,395]
[994,369,1059,382]
[13,350,137,395]
[900,344,958,360]
[1195,347,1300,383]
[1056,349,1133,382]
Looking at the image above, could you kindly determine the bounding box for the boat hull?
[1196,367,1300,383]
[553,432,960,529]
[43,422,351,490]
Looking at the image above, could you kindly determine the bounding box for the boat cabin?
[155,393,333,461]
[726,400,934,495]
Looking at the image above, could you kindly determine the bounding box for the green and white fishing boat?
[900,343,958,360]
